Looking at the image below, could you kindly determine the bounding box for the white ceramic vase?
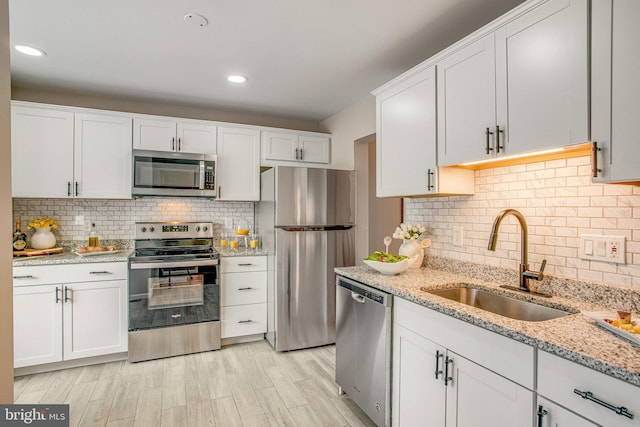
[31,227,57,249]
[399,238,423,269]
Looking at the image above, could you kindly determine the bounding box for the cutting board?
[13,247,64,257]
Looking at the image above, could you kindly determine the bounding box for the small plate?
[582,310,640,347]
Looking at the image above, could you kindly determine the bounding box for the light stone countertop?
[13,250,132,267]
[335,265,640,388]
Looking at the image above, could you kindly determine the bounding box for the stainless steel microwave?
[132,150,217,198]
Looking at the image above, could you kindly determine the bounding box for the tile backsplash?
[13,197,255,244]
[404,155,640,289]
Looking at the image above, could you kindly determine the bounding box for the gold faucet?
[487,209,549,296]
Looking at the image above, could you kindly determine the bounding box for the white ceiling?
[9,0,524,122]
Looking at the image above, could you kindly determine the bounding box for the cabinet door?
[177,121,217,154]
[216,126,260,201]
[495,0,588,155]
[392,324,446,427]
[537,397,599,427]
[221,303,267,338]
[376,65,436,197]
[262,131,298,161]
[592,0,640,183]
[133,117,177,152]
[13,285,63,368]
[221,271,267,306]
[298,134,330,164]
[11,105,74,198]
[437,34,497,166]
[63,279,128,360]
[74,113,132,199]
[445,352,533,427]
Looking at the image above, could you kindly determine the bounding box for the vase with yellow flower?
[27,218,58,249]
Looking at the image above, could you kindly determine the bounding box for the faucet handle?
[523,259,547,281]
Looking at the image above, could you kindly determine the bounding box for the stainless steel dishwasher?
[336,276,392,427]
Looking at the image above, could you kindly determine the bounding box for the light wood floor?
[13,340,377,427]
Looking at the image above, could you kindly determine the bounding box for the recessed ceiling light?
[14,45,46,57]
[227,75,248,84]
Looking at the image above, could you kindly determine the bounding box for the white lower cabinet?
[536,396,599,427]
[13,262,128,368]
[220,256,267,339]
[537,351,640,427]
[392,298,534,427]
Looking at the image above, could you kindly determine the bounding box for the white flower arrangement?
[392,222,426,241]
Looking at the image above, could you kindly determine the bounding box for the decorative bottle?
[12,220,27,251]
[88,223,99,247]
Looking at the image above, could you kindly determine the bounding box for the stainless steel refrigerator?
[256,167,355,351]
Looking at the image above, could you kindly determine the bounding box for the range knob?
[203,226,208,232]
[195,226,201,232]
[141,227,147,233]
[149,226,155,232]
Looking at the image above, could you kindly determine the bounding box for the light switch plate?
[579,234,626,264]
[452,226,463,247]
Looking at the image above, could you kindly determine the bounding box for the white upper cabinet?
[495,0,589,155]
[437,0,589,166]
[74,113,132,199]
[437,34,498,166]
[216,126,261,201]
[11,103,132,199]
[261,130,330,164]
[375,65,474,197]
[591,0,640,183]
[11,105,75,198]
[133,116,217,154]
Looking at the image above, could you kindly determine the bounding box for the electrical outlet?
[75,215,85,226]
[579,234,626,264]
[453,226,464,247]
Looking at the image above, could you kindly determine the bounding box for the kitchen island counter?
[335,265,640,388]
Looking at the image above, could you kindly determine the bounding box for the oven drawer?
[13,262,127,287]
[221,303,267,338]
[220,256,267,273]
[221,271,267,306]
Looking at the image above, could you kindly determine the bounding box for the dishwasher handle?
[351,292,366,304]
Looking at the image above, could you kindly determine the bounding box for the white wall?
[319,94,376,170]
[405,156,640,289]
[0,0,14,403]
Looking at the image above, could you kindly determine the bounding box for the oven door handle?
[129,259,219,270]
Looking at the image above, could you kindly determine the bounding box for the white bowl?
[363,258,411,275]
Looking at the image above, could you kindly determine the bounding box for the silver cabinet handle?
[172,137,176,151]
[55,287,61,304]
[435,350,444,379]
[295,148,300,160]
[75,181,79,197]
[238,287,254,291]
[178,137,182,151]
[64,286,71,303]
[237,263,253,266]
[13,275,35,279]
[485,127,494,154]
[427,169,435,191]
[299,148,303,160]
[89,271,112,275]
[444,356,453,386]
[238,319,254,324]
[536,405,548,427]
[67,181,72,197]
[495,125,504,153]
[591,141,602,178]
[574,389,634,419]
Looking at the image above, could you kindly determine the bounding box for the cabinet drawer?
[13,262,127,286]
[220,256,267,273]
[394,298,534,388]
[538,351,640,426]
[221,303,267,338]
[221,271,267,306]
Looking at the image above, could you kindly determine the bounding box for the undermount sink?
[423,286,572,322]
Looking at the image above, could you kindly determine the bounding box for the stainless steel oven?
[128,222,220,362]
[132,150,217,198]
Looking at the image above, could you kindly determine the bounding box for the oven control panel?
[135,222,213,239]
